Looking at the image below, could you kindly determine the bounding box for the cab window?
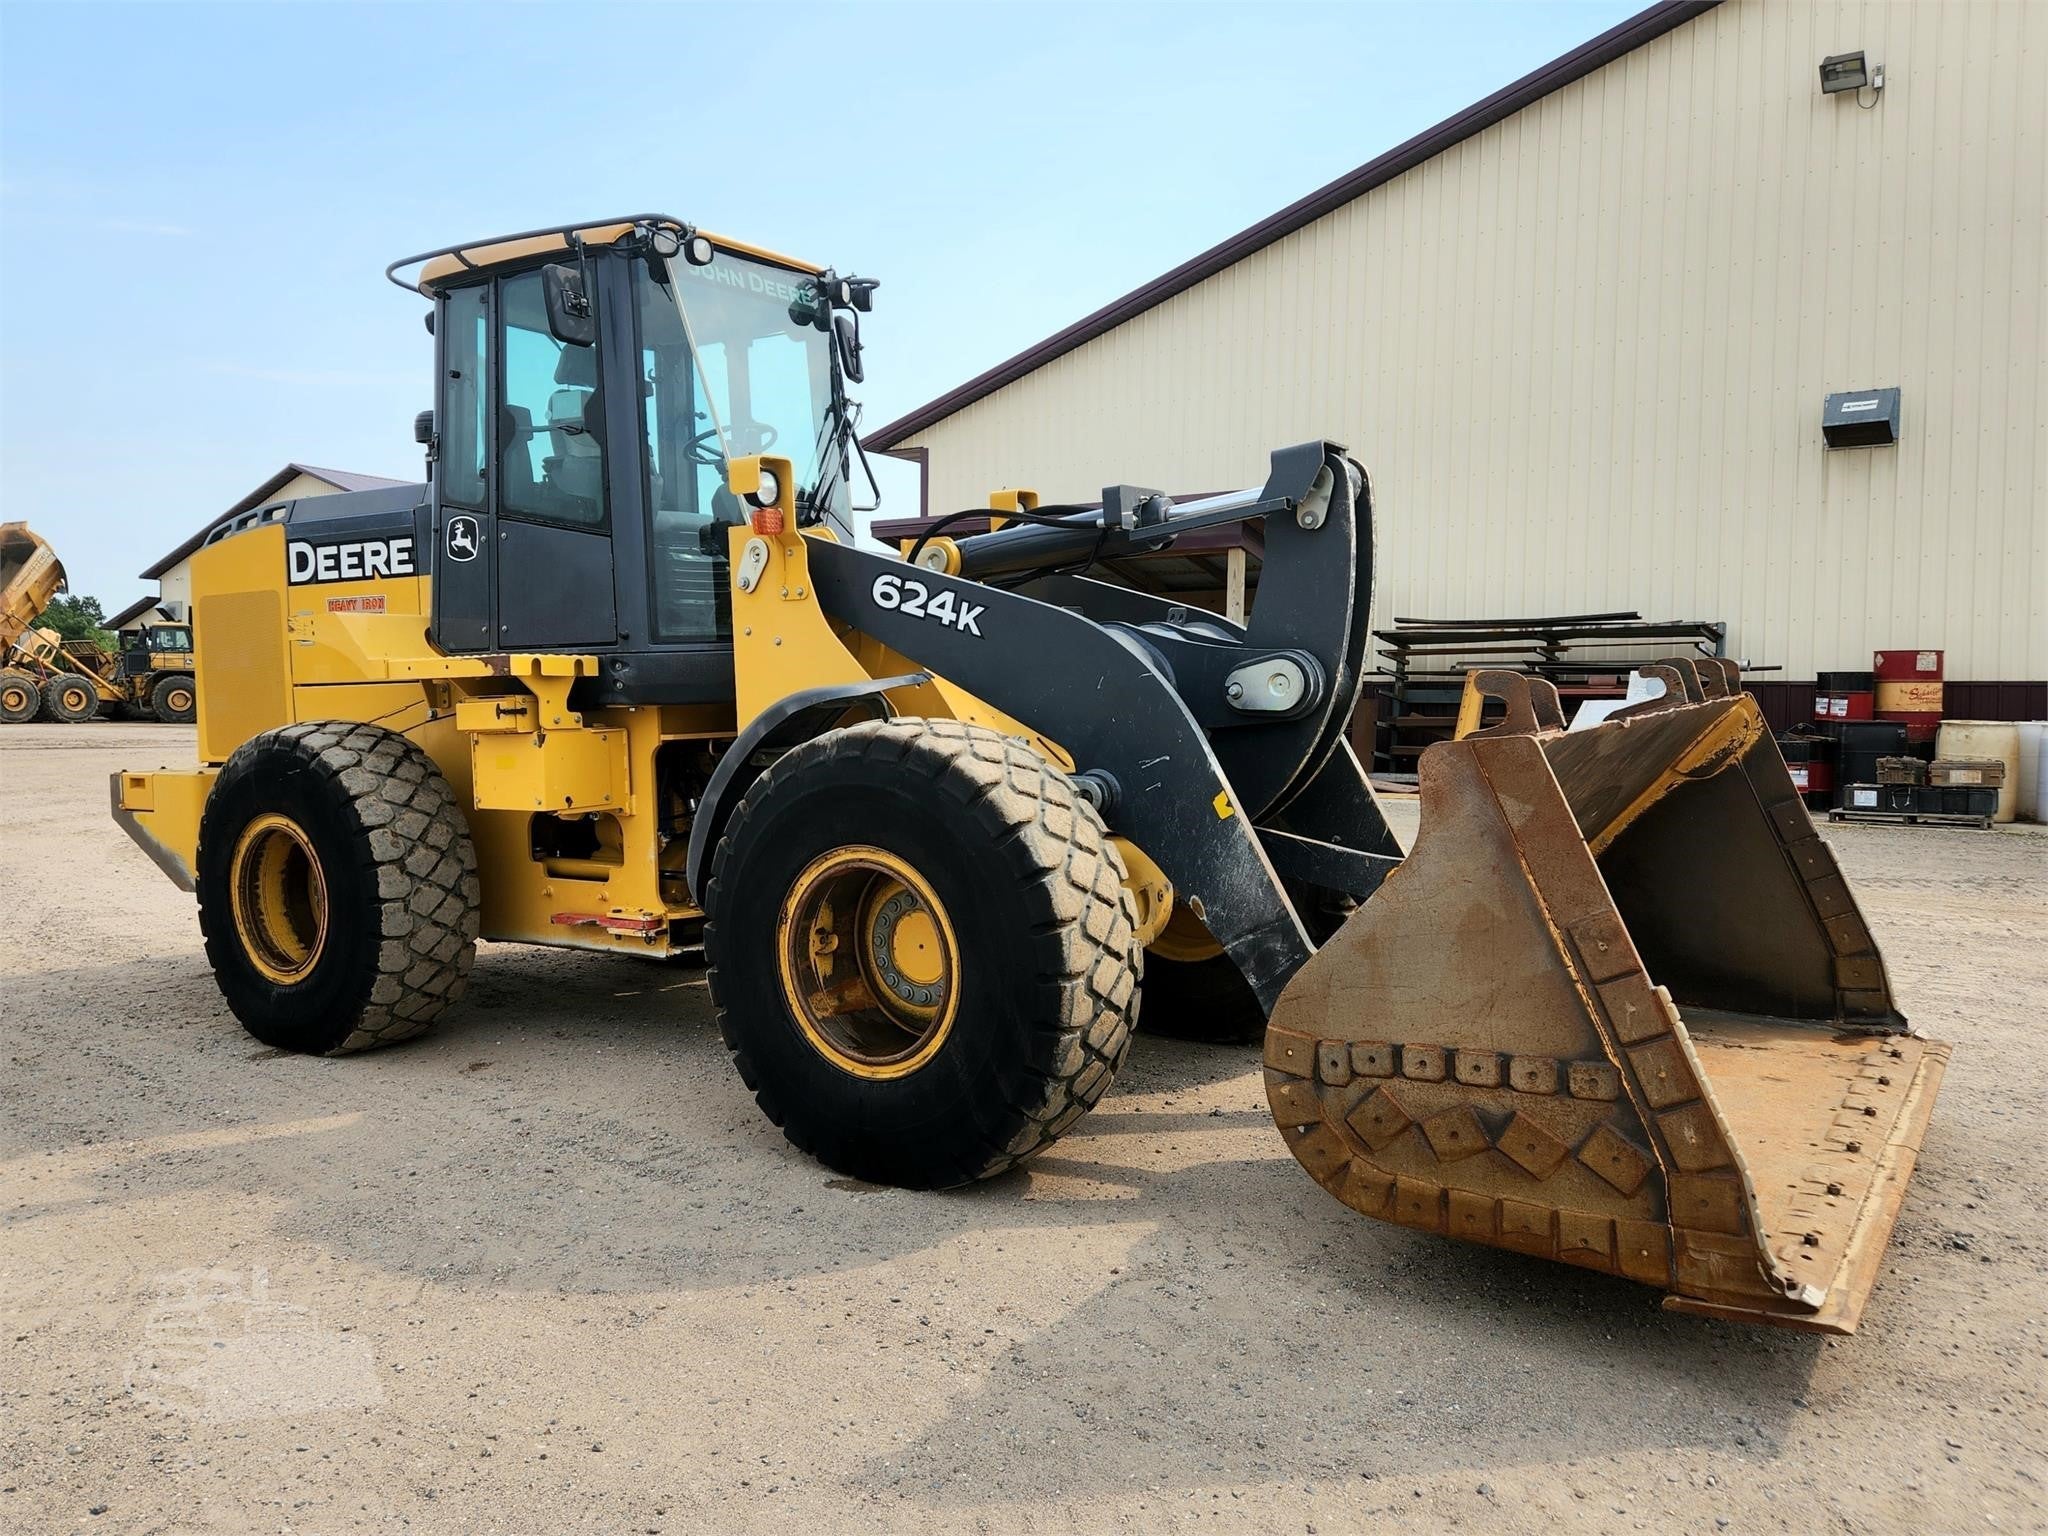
[636,260,731,642]
[439,284,488,509]
[148,626,192,652]
[499,269,608,529]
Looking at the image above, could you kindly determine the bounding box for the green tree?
[35,594,116,650]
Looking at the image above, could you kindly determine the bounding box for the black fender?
[684,673,927,906]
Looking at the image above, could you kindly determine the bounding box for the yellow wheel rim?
[60,684,89,713]
[777,845,959,1080]
[0,683,28,714]
[167,687,194,713]
[1149,901,1224,964]
[229,814,329,985]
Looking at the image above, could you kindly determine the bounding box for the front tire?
[40,672,99,723]
[0,669,38,724]
[151,674,197,723]
[197,721,479,1054]
[704,718,1141,1188]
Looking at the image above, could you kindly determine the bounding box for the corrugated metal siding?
[903,0,2046,679]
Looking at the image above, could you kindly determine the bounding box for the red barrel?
[1874,648,1943,743]
[1816,671,1875,721]
[1779,735,1837,809]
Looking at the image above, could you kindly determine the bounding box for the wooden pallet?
[1827,808,1993,830]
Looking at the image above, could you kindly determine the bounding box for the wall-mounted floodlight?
[1820,51,1883,97]
[1822,388,1901,449]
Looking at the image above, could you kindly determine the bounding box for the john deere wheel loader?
[113,216,1948,1332]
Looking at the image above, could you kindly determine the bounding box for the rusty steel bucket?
[1265,663,1949,1332]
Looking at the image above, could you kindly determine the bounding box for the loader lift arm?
[806,442,1400,1010]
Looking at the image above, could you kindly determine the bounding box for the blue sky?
[0,0,1637,609]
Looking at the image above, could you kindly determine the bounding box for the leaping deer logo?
[446,515,479,562]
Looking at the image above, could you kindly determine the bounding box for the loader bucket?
[1265,670,1949,1332]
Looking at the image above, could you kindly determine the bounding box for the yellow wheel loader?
[112,216,1948,1332]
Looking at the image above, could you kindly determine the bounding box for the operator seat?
[544,346,605,522]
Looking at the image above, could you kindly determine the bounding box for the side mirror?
[414,409,435,445]
[834,313,864,384]
[542,263,596,347]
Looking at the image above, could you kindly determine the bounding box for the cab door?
[493,267,618,650]
[430,270,620,654]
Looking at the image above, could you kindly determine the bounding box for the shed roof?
[864,0,1718,451]
[140,463,412,579]
[105,595,172,630]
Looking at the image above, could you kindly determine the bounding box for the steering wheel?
[683,420,780,466]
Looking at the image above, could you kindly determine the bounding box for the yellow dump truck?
[0,522,196,723]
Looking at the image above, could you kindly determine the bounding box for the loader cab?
[414,219,857,706]
[123,623,193,679]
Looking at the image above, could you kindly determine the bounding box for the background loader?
[112,215,1947,1333]
[0,522,196,724]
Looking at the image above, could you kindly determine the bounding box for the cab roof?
[387,214,822,296]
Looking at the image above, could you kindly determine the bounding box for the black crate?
[1829,721,1909,789]
[1921,785,1996,818]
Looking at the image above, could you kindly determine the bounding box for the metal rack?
[1369,611,1731,774]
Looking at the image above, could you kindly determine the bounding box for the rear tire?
[41,672,99,723]
[0,669,37,724]
[704,717,1141,1188]
[196,721,479,1054]
[151,674,197,723]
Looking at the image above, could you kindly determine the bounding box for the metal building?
[867,0,2046,691]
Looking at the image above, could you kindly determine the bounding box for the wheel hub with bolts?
[778,845,960,1079]
[868,885,947,1010]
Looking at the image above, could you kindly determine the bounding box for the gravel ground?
[2,722,2042,1535]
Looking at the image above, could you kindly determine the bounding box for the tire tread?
[704,717,1141,1182]
[198,721,479,1053]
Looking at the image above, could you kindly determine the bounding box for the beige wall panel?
[904,0,2046,678]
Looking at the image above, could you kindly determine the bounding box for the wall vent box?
[1822,387,1901,448]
